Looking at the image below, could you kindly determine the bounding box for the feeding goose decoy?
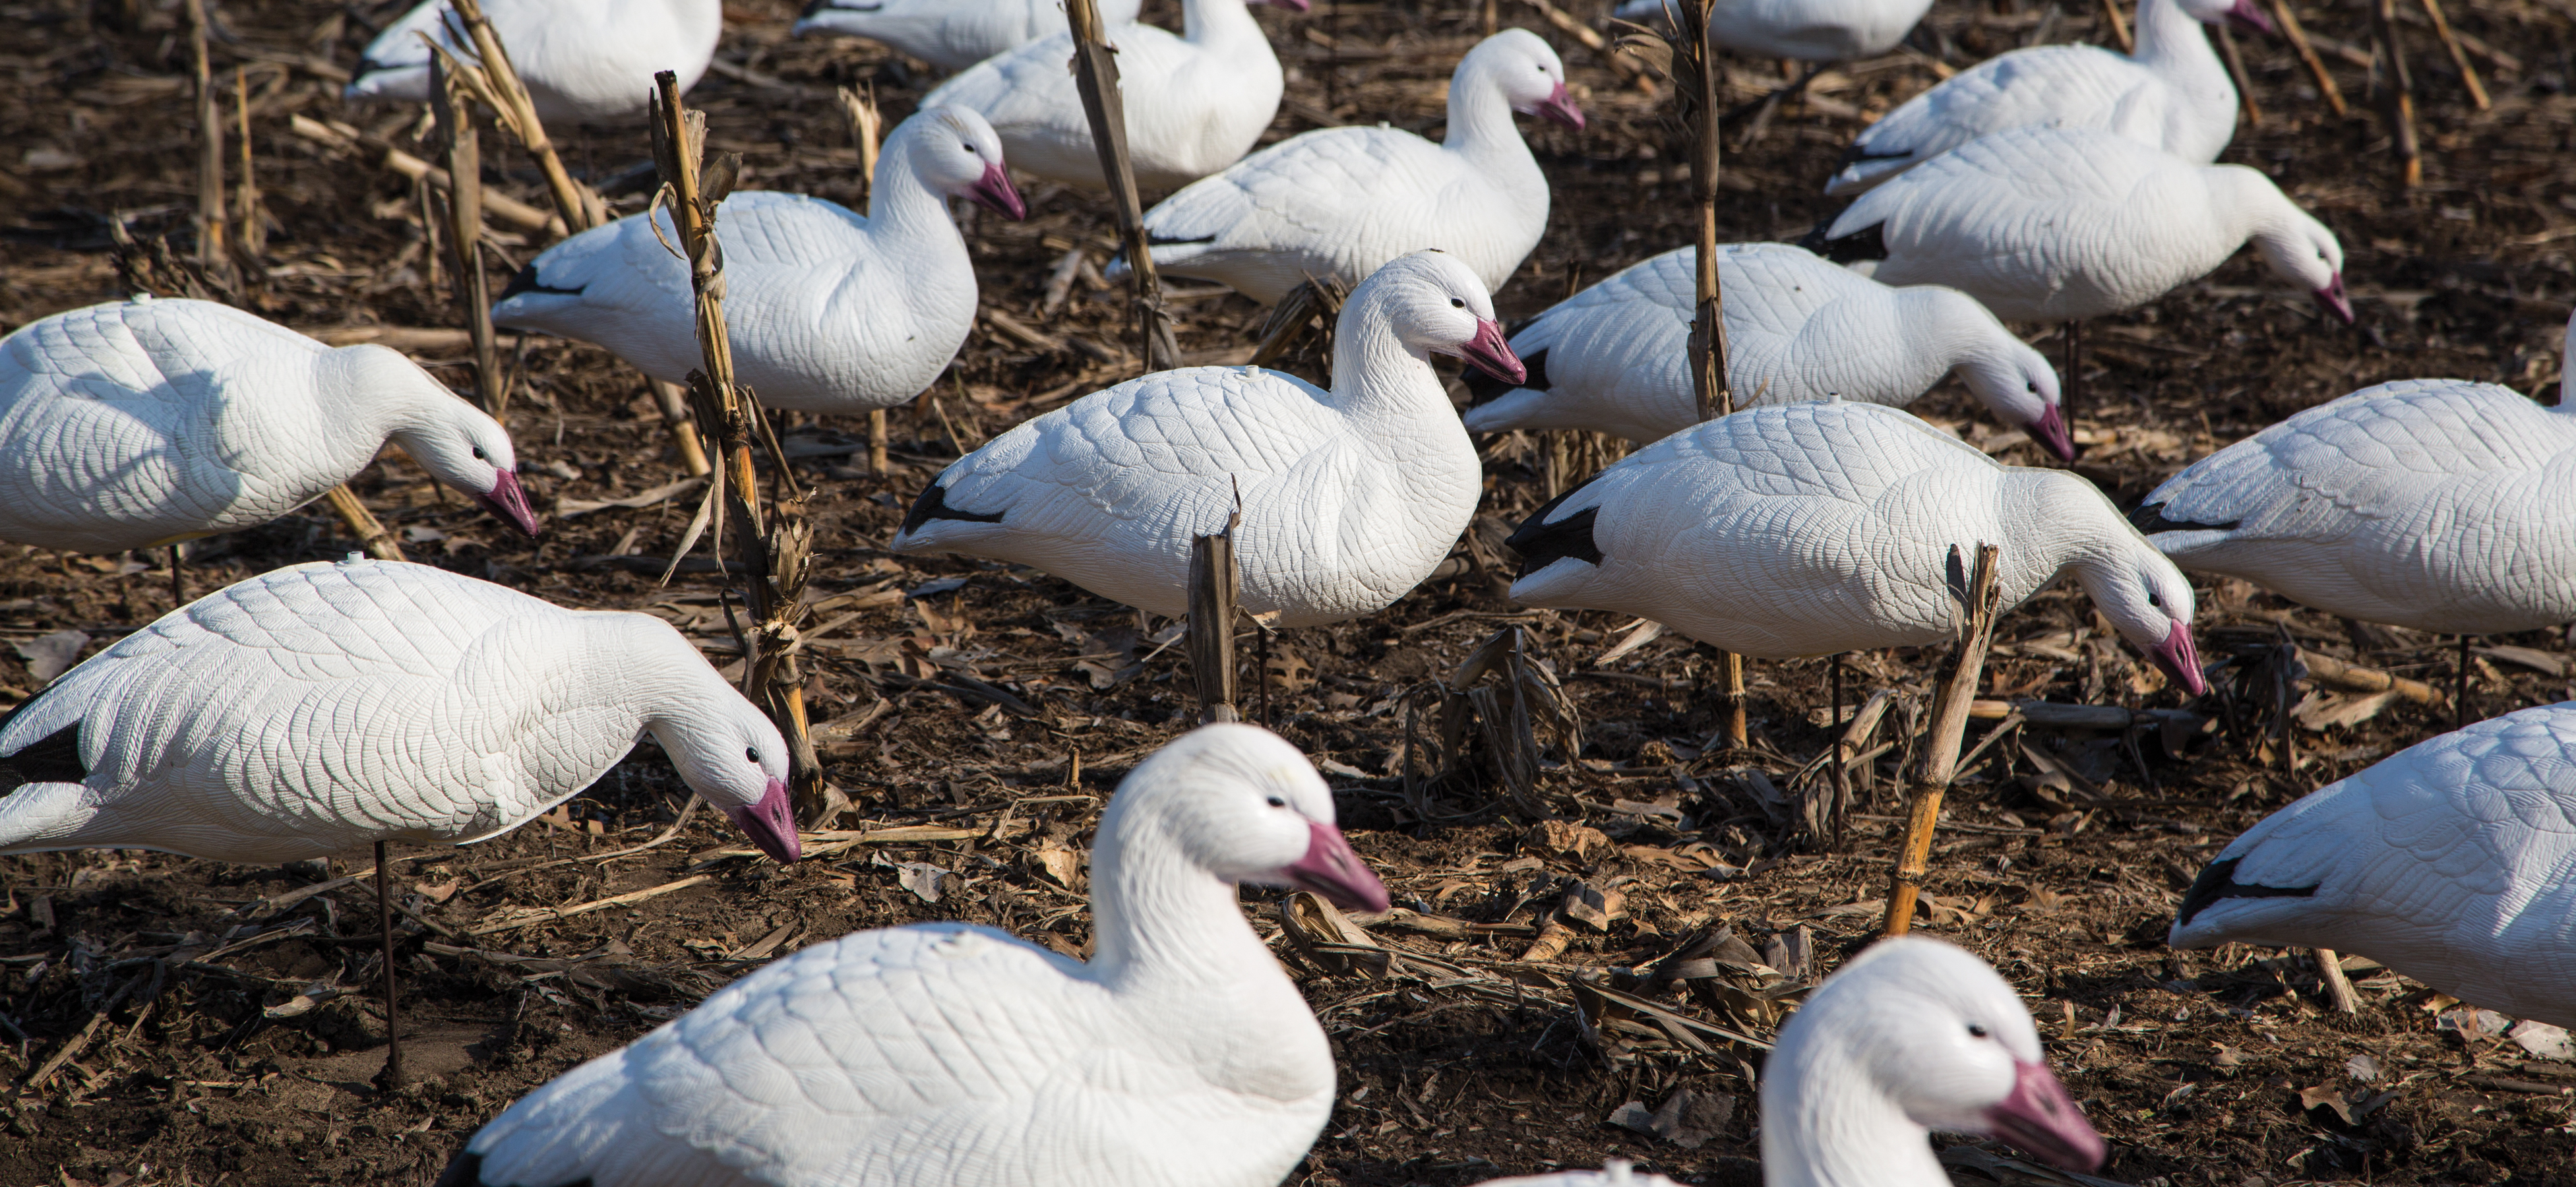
[793,0,1144,73]
[1459,241,2070,458]
[429,723,1388,1187]
[344,0,722,126]
[490,107,1026,416]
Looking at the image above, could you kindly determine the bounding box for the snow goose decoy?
[922,0,1305,193]
[1612,0,1934,67]
[491,107,1026,415]
[1122,28,1583,307]
[1471,1163,1681,1187]
[793,0,1144,74]
[0,297,539,555]
[1505,401,2207,692]
[344,0,722,127]
[2170,701,2576,1030]
[892,251,1523,627]
[0,557,799,1083]
[1824,0,2275,197]
[430,723,1388,1187]
[1459,241,2071,458]
[1763,936,2106,1182]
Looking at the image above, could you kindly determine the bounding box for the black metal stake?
[375,839,403,1090]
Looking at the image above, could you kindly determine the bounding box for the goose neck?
[327,346,453,457]
[1087,820,1281,990]
[1762,1049,1949,1187]
[868,142,967,242]
[1326,299,1449,424]
[1180,0,1263,47]
[1442,55,1531,160]
[2130,0,2220,67]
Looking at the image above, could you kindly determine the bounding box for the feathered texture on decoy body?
[1123,28,1584,306]
[0,297,539,555]
[1459,242,2071,458]
[0,557,799,866]
[1825,0,2274,195]
[2131,311,2576,635]
[1611,0,1934,62]
[491,108,1026,415]
[1762,937,2106,1186]
[890,252,1523,627]
[1505,402,2207,692]
[1469,1162,1682,1187]
[2170,702,2576,1030]
[1811,127,2352,325]
[792,0,1144,73]
[344,0,721,125]
[923,0,1306,193]
[431,724,1390,1187]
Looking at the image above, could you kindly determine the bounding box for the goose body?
[793,0,1144,73]
[2131,319,2576,636]
[433,724,1390,1187]
[345,0,721,126]
[1126,28,1583,306]
[1763,937,2106,1185]
[892,252,1522,627]
[1612,0,1933,62]
[922,0,1302,193]
[1505,401,2206,690]
[1472,1165,1681,1187]
[2170,702,2576,1030]
[1810,127,2351,325]
[1459,242,2070,458]
[491,109,1026,415]
[0,297,538,555]
[1825,0,2273,196]
[0,557,797,866]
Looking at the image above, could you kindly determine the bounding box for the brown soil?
[5,1,2576,1185]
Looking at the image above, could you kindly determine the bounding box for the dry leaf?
[12,629,89,685]
[894,861,950,905]
[1531,819,1609,858]
[1035,843,1083,890]
[1562,880,1628,931]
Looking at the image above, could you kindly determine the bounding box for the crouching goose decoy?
[2170,702,2576,1031]
[1763,937,2106,1182]
[491,107,1026,415]
[793,0,1144,74]
[1460,241,2070,458]
[1123,28,1583,307]
[923,0,1306,193]
[431,723,1388,1187]
[1506,401,2207,692]
[345,0,721,126]
[0,556,799,1084]
[894,251,1523,627]
[1825,0,2275,197]
[0,297,539,555]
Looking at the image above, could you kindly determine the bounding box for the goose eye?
[1266,795,1287,807]
[2148,591,2163,607]
[1450,298,1465,309]
[1967,1023,1990,1039]
[746,747,761,763]
[471,446,487,460]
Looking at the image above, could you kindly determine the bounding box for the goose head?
[1346,251,1525,386]
[1762,937,2106,1181]
[1103,724,1388,911]
[905,106,1026,220]
[347,344,543,539]
[2178,0,2276,36]
[1917,288,2073,462]
[1468,28,1585,130]
[2236,180,2352,324]
[2071,521,2208,695]
[645,672,800,865]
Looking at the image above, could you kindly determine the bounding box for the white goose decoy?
[2130,309,2576,637]
[792,0,1144,74]
[344,0,721,127]
[0,297,540,555]
[1612,0,1934,63]
[429,723,1390,1187]
[1763,937,2106,1184]
[1471,1163,1682,1187]
[922,0,1306,193]
[1506,401,2208,692]
[892,252,1522,626]
[2170,702,2576,1030]
[1459,242,2071,458]
[1824,0,2275,197]
[1122,28,1583,307]
[490,107,1026,416]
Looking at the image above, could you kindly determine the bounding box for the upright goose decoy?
[491,107,1026,415]
[1460,241,2070,458]
[1506,401,2207,692]
[344,0,721,127]
[1613,0,1934,65]
[1825,0,2275,197]
[1762,937,2107,1184]
[793,0,1144,74]
[0,557,799,1083]
[893,251,1523,627]
[923,0,1306,193]
[1124,28,1584,306]
[431,723,1389,1187]
[0,297,539,555]
[2170,702,2576,1031]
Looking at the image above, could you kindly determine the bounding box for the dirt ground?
[5,0,2576,1184]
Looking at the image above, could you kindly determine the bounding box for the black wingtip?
[1463,346,1549,405]
[0,694,85,793]
[497,262,581,303]
[1504,482,1606,578]
[1802,220,1886,265]
[429,1151,493,1187]
[899,481,1004,536]
[2128,501,2238,535]
[2172,855,2318,930]
[1144,233,1216,248]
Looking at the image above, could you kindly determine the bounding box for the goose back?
[793,0,1146,73]
[346,0,721,125]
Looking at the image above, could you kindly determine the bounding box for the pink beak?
[1533,80,1586,131]
[2224,0,2276,34]
[1985,1059,2108,1171]
[967,162,1027,220]
[2027,404,2077,463]
[726,777,803,864]
[478,469,543,539]
[1280,820,1389,912]
[1454,318,1526,386]
[2148,621,2209,696]
[2313,272,2354,324]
